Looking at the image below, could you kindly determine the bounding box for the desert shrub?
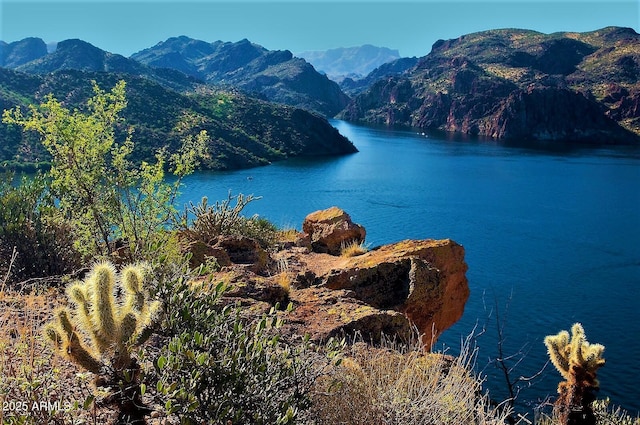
[149,270,341,424]
[3,81,208,261]
[308,332,512,425]
[536,398,640,425]
[179,192,278,249]
[0,173,81,284]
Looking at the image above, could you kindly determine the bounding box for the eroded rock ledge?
[192,207,470,347]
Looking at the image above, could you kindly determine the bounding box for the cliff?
[338,27,640,144]
[186,207,470,346]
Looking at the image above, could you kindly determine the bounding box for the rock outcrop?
[283,238,469,346]
[302,207,366,255]
[191,207,470,348]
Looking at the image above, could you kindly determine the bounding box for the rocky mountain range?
[3,27,640,153]
[339,26,640,144]
[130,37,349,117]
[0,36,350,117]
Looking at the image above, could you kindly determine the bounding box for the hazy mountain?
[0,67,357,171]
[0,37,48,68]
[131,36,350,116]
[339,27,640,144]
[297,45,401,81]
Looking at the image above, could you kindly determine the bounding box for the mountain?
[339,57,419,96]
[0,68,357,171]
[296,45,401,81]
[5,38,203,92]
[131,37,350,117]
[339,27,640,144]
[0,37,48,68]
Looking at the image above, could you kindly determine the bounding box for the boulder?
[185,240,232,269]
[302,207,366,255]
[284,287,413,344]
[279,238,469,346]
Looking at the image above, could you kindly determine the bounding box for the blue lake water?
[177,120,640,415]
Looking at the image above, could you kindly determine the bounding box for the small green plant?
[44,261,161,424]
[544,323,605,425]
[151,269,341,424]
[179,191,278,249]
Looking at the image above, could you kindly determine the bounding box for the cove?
[177,120,640,415]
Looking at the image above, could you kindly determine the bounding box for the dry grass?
[0,284,105,424]
[340,240,369,258]
[275,257,293,295]
[308,332,514,425]
[277,227,301,244]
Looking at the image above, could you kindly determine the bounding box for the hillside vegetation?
[0,68,356,170]
[131,37,350,116]
[339,27,640,144]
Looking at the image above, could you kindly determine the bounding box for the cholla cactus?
[544,323,605,425]
[44,261,161,424]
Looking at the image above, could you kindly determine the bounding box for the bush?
[0,173,81,284]
[149,268,340,424]
[179,192,278,249]
[3,81,208,261]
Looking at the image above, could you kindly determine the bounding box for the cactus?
[544,323,605,425]
[44,261,160,424]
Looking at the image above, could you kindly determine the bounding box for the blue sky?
[1,1,638,58]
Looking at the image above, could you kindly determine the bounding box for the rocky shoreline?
[188,206,470,346]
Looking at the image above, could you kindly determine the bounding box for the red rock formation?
[285,238,469,346]
[302,207,366,255]
[187,208,470,348]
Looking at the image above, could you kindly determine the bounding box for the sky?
[1,1,639,58]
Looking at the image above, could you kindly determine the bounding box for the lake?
[178,120,640,415]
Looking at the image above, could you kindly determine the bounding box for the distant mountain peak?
[131,36,349,116]
[0,37,48,68]
[296,45,402,81]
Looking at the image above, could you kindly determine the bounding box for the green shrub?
[0,173,81,284]
[150,270,340,424]
[3,81,208,261]
[179,192,278,249]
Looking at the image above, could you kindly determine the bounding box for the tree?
[2,80,208,259]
